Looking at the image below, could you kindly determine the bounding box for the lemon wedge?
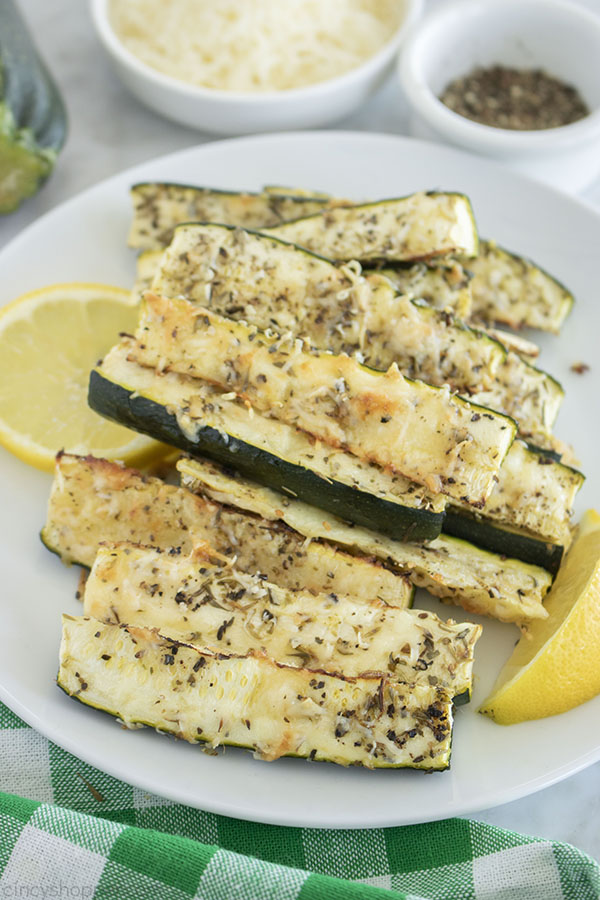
[0,283,166,472]
[479,509,600,725]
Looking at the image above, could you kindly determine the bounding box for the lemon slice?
[479,509,600,725]
[0,283,166,472]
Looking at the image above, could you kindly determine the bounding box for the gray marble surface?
[2,0,600,857]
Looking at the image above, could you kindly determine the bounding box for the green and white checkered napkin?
[0,702,598,900]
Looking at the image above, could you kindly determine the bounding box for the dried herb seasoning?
[440,65,589,130]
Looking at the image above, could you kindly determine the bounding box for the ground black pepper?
[440,65,589,130]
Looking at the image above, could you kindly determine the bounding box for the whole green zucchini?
[0,0,67,213]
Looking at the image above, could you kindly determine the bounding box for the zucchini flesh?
[178,457,552,625]
[468,240,574,333]
[136,239,472,320]
[263,193,479,262]
[377,262,472,318]
[452,440,582,548]
[150,224,559,442]
[132,294,517,507]
[472,351,563,443]
[90,343,445,543]
[128,182,332,250]
[59,616,453,769]
[42,453,413,607]
[485,327,539,360]
[262,185,333,199]
[151,225,484,377]
[85,543,480,699]
[134,249,162,299]
[152,223,490,375]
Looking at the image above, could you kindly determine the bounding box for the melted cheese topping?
[109,0,404,92]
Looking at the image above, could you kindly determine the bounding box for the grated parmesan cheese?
[108,0,405,92]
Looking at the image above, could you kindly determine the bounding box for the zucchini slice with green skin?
[263,192,479,263]
[59,616,454,770]
[132,295,517,507]
[42,453,414,608]
[178,457,552,625]
[451,439,582,548]
[128,182,333,250]
[151,224,489,374]
[150,224,560,443]
[140,240,473,321]
[468,240,574,333]
[85,542,480,700]
[89,344,445,542]
[91,344,575,566]
[442,511,563,575]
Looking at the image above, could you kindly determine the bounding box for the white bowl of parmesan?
[91,0,422,135]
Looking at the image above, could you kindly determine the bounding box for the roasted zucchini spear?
[135,242,473,319]
[90,342,445,543]
[452,440,583,549]
[42,453,550,623]
[128,182,333,250]
[42,453,414,607]
[468,240,574,333]
[91,344,577,571]
[127,184,477,263]
[130,294,517,507]
[85,542,480,701]
[178,457,552,625]
[262,192,479,262]
[148,223,562,443]
[59,616,454,769]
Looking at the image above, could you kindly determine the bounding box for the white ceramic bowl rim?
[400,0,600,153]
[92,0,422,104]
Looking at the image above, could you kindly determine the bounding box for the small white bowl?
[91,0,422,136]
[398,0,600,193]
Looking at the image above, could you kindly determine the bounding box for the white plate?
[0,132,598,829]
